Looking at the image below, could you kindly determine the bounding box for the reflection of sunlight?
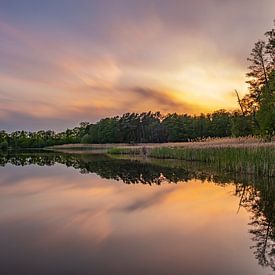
[116,180,248,238]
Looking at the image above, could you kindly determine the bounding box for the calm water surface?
[0,152,274,275]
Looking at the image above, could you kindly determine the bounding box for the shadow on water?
[0,150,274,272]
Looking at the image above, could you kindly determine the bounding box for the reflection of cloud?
[42,207,112,245]
[0,167,114,245]
[121,188,174,212]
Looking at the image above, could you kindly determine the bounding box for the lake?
[0,151,274,275]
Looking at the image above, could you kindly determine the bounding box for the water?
[0,152,274,275]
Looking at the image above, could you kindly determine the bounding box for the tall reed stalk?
[108,146,275,177]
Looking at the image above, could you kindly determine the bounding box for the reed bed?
[108,145,275,177]
[50,136,274,150]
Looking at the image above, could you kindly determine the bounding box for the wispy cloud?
[0,0,274,130]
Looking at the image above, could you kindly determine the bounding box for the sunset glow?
[0,0,274,131]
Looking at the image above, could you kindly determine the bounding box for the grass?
[108,143,275,177]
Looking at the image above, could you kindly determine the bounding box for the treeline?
[80,110,251,144]
[0,110,253,149]
[0,110,255,149]
[0,123,89,150]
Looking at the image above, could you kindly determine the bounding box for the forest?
[0,21,274,149]
[0,110,256,149]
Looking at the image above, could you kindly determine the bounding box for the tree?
[243,40,270,113]
[256,71,275,138]
[210,110,232,137]
[231,111,253,137]
[0,140,8,151]
[238,20,275,138]
[265,20,275,68]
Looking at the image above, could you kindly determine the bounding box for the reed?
[108,145,275,177]
[148,146,274,177]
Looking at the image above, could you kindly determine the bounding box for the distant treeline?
[0,109,267,149]
[0,124,88,150]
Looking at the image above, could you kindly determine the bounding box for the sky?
[0,0,274,131]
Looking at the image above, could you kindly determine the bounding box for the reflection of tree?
[1,151,274,271]
[0,151,254,186]
[0,151,205,185]
[235,181,275,271]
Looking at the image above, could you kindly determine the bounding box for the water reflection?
[0,151,274,275]
[235,184,275,270]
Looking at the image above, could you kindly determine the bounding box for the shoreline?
[107,143,275,177]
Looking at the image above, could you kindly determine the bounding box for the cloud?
[127,86,195,113]
[0,1,274,130]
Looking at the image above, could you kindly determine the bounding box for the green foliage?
[81,134,91,144]
[231,112,253,137]
[162,113,193,141]
[1,123,90,149]
[89,117,121,143]
[0,131,8,151]
[0,140,8,151]
[210,110,232,137]
[238,19,275,139]
[256,71,275,138]
[83,110,239,145]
